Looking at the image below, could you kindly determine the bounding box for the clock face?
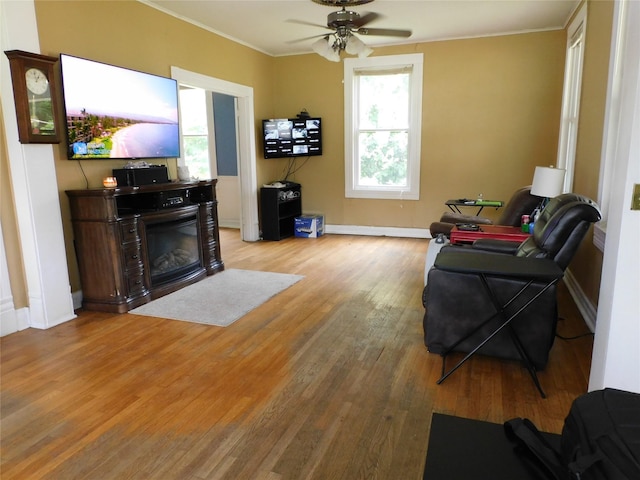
[25,67,50,95]
[25,67,54,134]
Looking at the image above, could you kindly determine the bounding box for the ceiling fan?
[289,0,412,61]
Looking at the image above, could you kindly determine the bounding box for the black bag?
[504,388,640,480]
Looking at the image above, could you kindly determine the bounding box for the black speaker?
[112,166,169,187]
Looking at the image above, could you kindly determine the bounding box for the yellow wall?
[1,0,610,308]
[272,33,566,226]
[33,0,276,292]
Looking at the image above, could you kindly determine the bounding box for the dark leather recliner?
[422,194,601,394]
[430,186,542,238]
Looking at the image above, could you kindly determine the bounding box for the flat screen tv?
[60,54,180,160]
[262,118,322,159]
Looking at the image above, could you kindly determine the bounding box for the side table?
[445,199,503,216]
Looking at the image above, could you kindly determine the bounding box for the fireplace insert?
[145,213,202,287]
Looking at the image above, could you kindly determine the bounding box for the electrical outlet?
[633,184,640,211]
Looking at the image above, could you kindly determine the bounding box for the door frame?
[171,67,260,241]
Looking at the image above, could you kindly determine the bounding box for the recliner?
[422,194,601,395]
[430,186,542,238]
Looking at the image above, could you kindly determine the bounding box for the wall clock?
[4,50,61,144]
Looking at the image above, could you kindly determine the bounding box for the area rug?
[130,268,304,327]
[423,413,560,480]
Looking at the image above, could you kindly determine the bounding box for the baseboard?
[1,303,30,337]
[325,224,430,239]
[72,290,83,311]
[16,307,30,331]
[2,294,77,335]
[219,219,241,229]
[563,268,597,332]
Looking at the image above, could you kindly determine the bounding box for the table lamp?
[530,165,566,219]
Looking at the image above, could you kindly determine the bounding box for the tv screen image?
[60,54,180,160]
[263,118,322,159]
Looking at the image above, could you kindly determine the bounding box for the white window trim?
[206,90,218,177]
[594,0,633,253]
[556,3,587,194]
[344,54,423,200]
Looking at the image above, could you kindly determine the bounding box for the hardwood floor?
[1,229,594,479]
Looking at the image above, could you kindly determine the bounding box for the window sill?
[346,189,419,200]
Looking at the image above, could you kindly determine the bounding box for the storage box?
[294,215,324,238]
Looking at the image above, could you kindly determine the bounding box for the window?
[179,87,214,179]
[557,3,587,194]
[344,54,423,199]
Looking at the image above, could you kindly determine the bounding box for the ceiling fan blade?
[286,19,331,30]
[356,27,412,38]
[286,34,330,44]
[352,12,380,28]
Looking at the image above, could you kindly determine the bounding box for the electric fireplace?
[66,180,224,313]
[145,214,202,288]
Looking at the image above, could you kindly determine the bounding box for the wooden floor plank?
[0,228,594,479]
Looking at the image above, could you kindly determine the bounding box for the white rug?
[130,269,304,327]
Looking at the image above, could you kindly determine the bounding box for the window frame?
[556,3,587,195]
[344,53,423,200]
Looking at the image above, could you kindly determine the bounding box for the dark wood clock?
[4,50,61,144]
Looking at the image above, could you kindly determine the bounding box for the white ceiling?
[140,0,580,57]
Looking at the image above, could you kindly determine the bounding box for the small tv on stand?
[262,117,322,159]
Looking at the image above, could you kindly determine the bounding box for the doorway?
[179,87,241,229]
[171,67,260,242]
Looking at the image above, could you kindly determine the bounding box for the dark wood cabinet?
[260,182,302,240]
[66,180,224,313]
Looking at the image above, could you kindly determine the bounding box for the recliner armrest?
[434,252,563,281]
[472,239,521,254]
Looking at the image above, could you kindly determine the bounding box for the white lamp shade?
[531,166,566,198]
[359,45,374,58]
[325,47,341,62]
[345,35,373,58]
[312,36,341,62]
[345,35,362,54]
[312,37,331,56]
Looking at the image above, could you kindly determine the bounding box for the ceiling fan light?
[326,48,341,62]
[345,35,373,58]
[345,35,364,54]
[311,37,331,56]
[358,44,373,58]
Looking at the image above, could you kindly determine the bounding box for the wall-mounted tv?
[60,54,180,160]
[262,118,322,159]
